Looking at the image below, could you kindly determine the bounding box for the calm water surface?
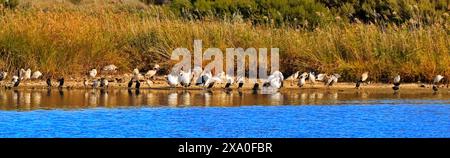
[0,88,449,138]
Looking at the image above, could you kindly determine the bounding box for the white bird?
[89,69,97,78]
[191,66,203,85]
[179,70,193,87]
[286,71,299,86]
[433,75,444,84]
[393,75,401,91]
[132,68,140,80]
[23,69,31,80]
[433,75,444,92]
[103,64,118,72]
[356,72,369,88]
[316,73,326,81]
[167,72,180,87]
[237,76,245,89]
[0,71,7,81]
[269,77,282,89]
[298,72,308,87]
[31,71,42,79]
[263,71,284,89]
[203,72,224,89]
[326,74,341,87]
[224,74,235,89]
[309,72,316,84]
[11,76,20,87]
[145,64,160,79]
[196,70,212,86]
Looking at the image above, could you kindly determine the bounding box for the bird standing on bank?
[298,72,308,88]
[392,75,401,91]
[89,69,97,78]
[432,75,444,92]
[326,74,341,87]
[356,72,369,89]
[286,71,299,86]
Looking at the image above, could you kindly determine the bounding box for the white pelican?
[298,72,308,87]
[24,69,31,80]
[196,70,212,86]
[224,74,234,89]
[31,71,42,79]
[132,68,141,80]
[191,66,203,85]
[0,71,7,81]
[286,71,299,86]
[316,73,326,81]
[12,76,20,87]
[393,75,400,91]
[167,72,180,87]
[326,74,341,87]
[179,70,193,87]
[269,77,282,89]
[432,75,444,92]
[263,71,284,88]
[204,72,224,89]
[309,72,316,84]
[356,72,369,88]
[145,64,160,80]
[89,69,97,78]
[237,76,245,89]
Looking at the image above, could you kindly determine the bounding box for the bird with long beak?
[309,72,316,85]
[89,68,97,78]
[392,75,401,91]
[432,75,444,92]
[145,64,160,80]
[286,71,299,86]
[237,76,245,89]
[179,70,193,88]
[224,74,234,89]
[298,72,308,88]
[167,71,180,87]
[326,74,341,87]
[356,72,369,89]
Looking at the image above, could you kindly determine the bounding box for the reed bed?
[0,2,448,82]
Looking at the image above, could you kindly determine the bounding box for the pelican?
[46,78,52,88]
[132,68,141,80]
[263,71,284,88]
[309,72,316,84]
[326,74,341,87]
[31,71,42,79]
[316,73,326,81]
[196,70,212,86]
[0,71,7,81]
[12,76,20,87]
[224,74,234,89]
[298,72,308,87]
[237,76,245,89]
[432,75,444,92]
[103,64,118,72]
[57,78,64,88]
[204,72,224,89]
[179,70,193,88]
[167,72,180,87]
[392,75,401,91]
[24,69,32,80]
[145,64,160,80]
[356,72,369,89]
[269,77,282,89]
[286,71,299,86]
[191,66,203,85]
[89,68,97,78]
[100,78,109,88]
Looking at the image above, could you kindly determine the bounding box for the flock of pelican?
[0,65,447,92]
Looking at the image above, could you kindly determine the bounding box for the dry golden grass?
[0,1,448,82]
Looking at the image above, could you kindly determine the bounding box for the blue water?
[0,104,449,138]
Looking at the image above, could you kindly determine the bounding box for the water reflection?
[0,88,449,111]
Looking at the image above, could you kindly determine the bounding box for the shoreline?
[1,76,448,91]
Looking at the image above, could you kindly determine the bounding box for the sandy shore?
[1,74,448,91]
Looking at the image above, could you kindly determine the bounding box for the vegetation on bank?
[0,0,448,82]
